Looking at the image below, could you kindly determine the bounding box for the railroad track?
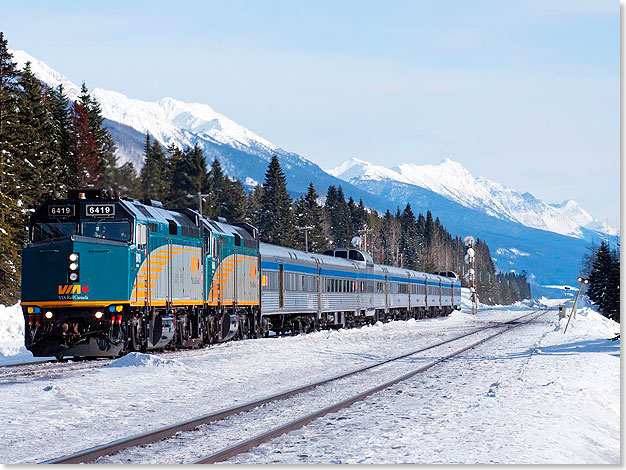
[43,307,549,464]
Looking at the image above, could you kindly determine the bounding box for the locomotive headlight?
[69,262,79,271]
[68,253,78,262]
[69,272,78,281]
[44,311,53,320]
[94,311,104,320]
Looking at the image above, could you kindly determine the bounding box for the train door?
[315,259,321,320]
[278,263,285,309]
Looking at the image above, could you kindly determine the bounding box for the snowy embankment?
[0,296,619,464]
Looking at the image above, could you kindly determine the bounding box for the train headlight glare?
[94,311,104,320]
[69,262,78,271]
[68,253,78,262]
[115,305,123,312]
[69,273,78,281]
[44,311,53,320]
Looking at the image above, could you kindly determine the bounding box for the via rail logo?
[58,284,90,300]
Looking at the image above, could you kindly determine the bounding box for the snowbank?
[0,303,25,356]
[107,352,187,369]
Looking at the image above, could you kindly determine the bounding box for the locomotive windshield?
[82,221,131,242]
[32,222,78,242]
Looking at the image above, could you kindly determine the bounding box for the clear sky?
[2,0,619,223]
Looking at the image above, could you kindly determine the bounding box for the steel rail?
[194,308,549,464]
[41,308,546,464]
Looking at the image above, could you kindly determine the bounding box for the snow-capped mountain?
[329,157,616,238]
[11,50,280,168]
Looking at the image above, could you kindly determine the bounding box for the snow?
[107,352,187,369]
[0,296,618,464]
[0,303,25,357]
[329,157,617,238]
[0,303,54,365]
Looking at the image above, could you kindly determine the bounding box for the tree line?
[135,144,531,305]
[0,31,530,306]
[582,241,620,323]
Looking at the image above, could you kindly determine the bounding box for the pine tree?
[71,100,100,186]
[167,144,207,211]
[50,84,77,194]
[325,185,352,248]
[116,161,139,198]
[222,178,247,222]
[0,34,23,304]
[245,185,263,227]
[16,62,57,205]
[587,241,619,321]
[140,136,170,201]
[258,155,295,246]
[399,203,419,269]
[293,182,329,252]
[79,83,117,187]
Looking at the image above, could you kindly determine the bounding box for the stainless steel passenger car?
[260,244,462,334]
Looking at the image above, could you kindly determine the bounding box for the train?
[21,189,461,359]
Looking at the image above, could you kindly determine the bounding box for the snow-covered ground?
[0,297,618,464]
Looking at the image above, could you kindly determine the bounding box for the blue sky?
[3,0,619,223]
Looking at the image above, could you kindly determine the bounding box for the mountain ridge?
[329,157,616,238]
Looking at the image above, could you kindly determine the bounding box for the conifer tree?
[245,185,263,227]
[71,101,100,186]
[0,34,23,304]
[587,241,619,321]
[222,178,247,223]
[16,62,57,205]
[167,144,207,210]
[399,203,419,269]
[325,185,352,248]
[293,182,329,252]
[79,83,117,187]
[140,136,170,201]
[258,155,295,246]
[50,84,77,194]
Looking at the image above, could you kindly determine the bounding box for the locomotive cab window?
[32,222,77,242]
[167,220,178,235]
[83,221,131,242]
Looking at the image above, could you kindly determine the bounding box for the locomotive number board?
[85,203,116,217]
[48,204,75,217]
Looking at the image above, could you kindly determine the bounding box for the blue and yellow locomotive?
[22,189,261,359]
[21,189,461,359]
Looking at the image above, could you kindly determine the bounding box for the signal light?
[69,262,78,271]
[68,253,78,262]
[109,305,116,312]
[115,305,123,312]
[69,273,78,281]
[34,307,40,314]
[27,307,34,314]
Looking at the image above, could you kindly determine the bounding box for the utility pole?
[187,192,211,215]
[358,224,369,252]
[297,226,314,252]
[564,277,589,334]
